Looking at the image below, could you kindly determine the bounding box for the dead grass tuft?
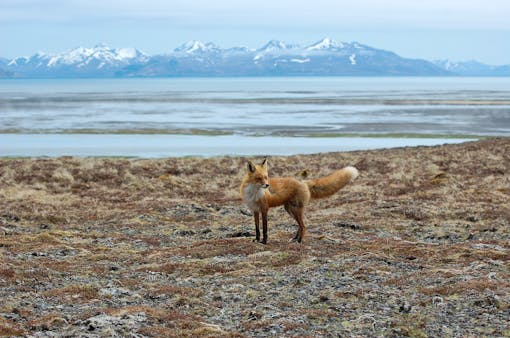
[103,305,231,337]
[250,251,304,268]
[43,285,99,303]
[145,285,204,299]
[420,278,508,297]
[0,321,24,337]
[181,238,259,259]
[0,267,16,280]
[390,313,428,338]
[143,261,237,276]
[28,314,68,331]
[51,167,74,185]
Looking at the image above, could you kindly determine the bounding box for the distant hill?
[0,58,13,78]
[1,38,508,78]
[433,59,510,76]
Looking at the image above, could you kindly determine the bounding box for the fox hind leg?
[285,204,306,243]
[284,204,298,241]
[294,208,306,243]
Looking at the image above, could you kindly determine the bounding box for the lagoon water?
[0,77,509,157]
[0,134,473,158]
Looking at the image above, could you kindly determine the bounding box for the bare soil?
[1,138,509,337]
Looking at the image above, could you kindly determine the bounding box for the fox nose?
[262,184,270,189]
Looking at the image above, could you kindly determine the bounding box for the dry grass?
[43,285,100,303]
[0,322,25,337]
[0,138,509,336]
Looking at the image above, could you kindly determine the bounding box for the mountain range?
[1,38,509,78]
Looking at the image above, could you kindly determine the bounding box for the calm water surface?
[0,77,508,157]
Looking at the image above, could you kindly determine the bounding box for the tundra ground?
[1,138,509,337]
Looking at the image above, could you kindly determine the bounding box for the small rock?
[247,311,262,320]
[31,252,47,257]
[99,287,132,297]
[0,226,14,235]
[333,222,361,230]
[319,294,329,302]
[2,214,20,222]
[174,229,195,236]
[473,295,500,308]
[227,231,252,238]
[240,209,252,216]
[399,302,412,313]
[467,216,478,222]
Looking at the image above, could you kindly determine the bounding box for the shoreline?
[0,133,484,158]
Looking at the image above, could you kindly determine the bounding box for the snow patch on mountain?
[290,58,310,64]
[258,40,292,52]
[174,41,220,54]
[350,54,357,65]
[307,37,344,51]
[8,57,28,67]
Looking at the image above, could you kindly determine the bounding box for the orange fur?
[240,159,359,244]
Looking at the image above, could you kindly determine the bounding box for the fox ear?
[260,158,268,168]
[247,161,256,173]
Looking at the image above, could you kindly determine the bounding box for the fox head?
[246,158,270,189]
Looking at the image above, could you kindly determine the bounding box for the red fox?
[240,158,359,244]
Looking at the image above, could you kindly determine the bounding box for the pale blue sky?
[1,0,509,64]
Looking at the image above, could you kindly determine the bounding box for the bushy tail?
[306,166,359,199]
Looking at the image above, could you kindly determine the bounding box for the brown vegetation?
[0,138,509,336]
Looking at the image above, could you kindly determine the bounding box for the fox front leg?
[261,210,268,244]
[253,212,260,242]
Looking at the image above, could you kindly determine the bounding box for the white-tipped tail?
[306,165,359,199]
[345,166,359,182]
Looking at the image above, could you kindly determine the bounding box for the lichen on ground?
[0,138,509,336]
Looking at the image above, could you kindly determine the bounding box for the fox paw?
[253,238,267,244]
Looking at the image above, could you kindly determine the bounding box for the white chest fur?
[243,183,266,212]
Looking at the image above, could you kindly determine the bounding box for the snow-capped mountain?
[174,41,221,54]
[2,38,506,78]
[256,40,298,54]
[306,37,344,51]
[45,45,147,67]
[4,44,148,77]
